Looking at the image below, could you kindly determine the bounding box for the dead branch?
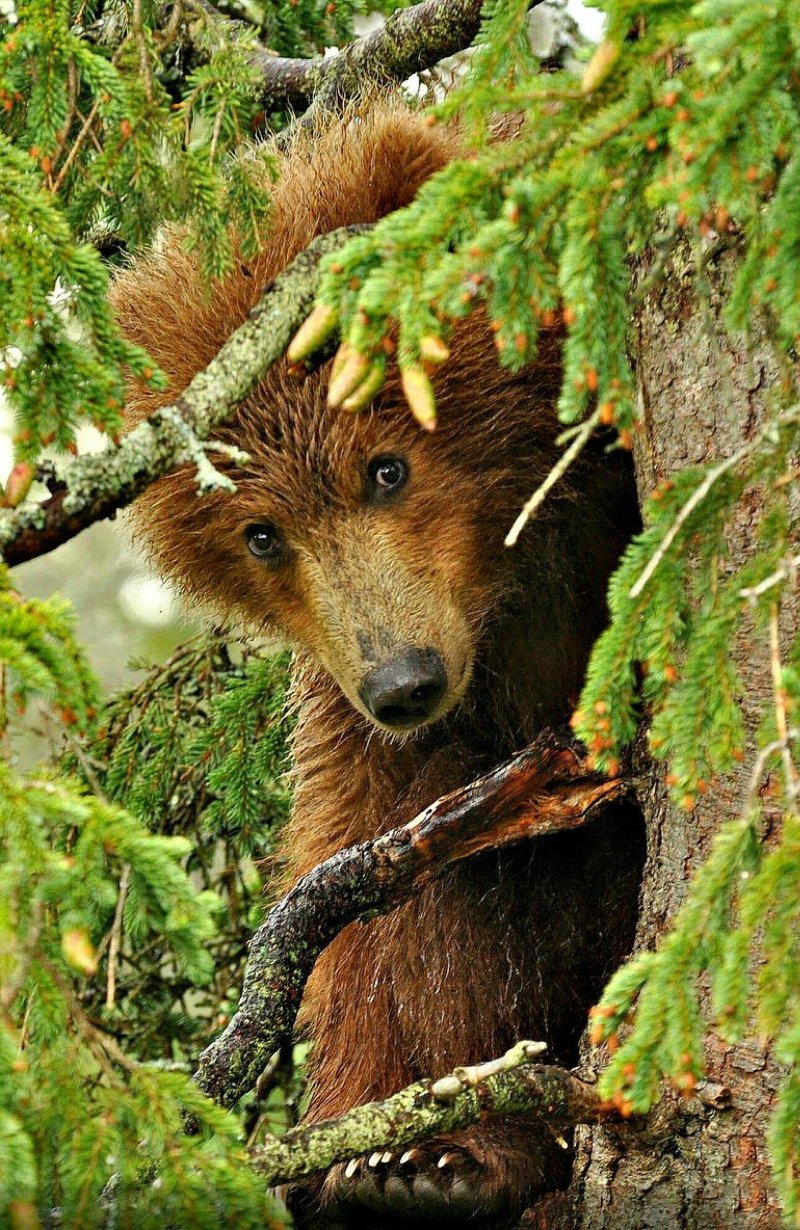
[192,728,624,1111]
[250,1042,614,1185]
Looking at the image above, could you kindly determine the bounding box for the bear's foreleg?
[282,690,569,1223]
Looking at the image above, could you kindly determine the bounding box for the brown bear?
[112,105,645,1226]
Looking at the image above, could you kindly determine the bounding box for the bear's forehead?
[226,380,420,517]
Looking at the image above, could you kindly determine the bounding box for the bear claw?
[326,1139,487,1221]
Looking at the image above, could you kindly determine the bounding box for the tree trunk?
[567,244,790,1228]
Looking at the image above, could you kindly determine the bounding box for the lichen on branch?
[0,225,368,567]
[250,0,488,108]
[250,1043,613,1186]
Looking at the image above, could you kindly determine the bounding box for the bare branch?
[505,410,600,547]
[251,0,488,110]
[0,225,368,567]
[192,729,624,1112]
[250,1043,614,1186]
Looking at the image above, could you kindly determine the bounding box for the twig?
[629,403,800,600]
[131,0,154,103]
[505,411,599,547]
[51,58,79,181]
[192,729,623,1111]
[249,1043,614,1186]
[106,864,132,1010]
[739,554,800,601]
[769,602,799,803]
[0,225,369,567]
[52,28,136,194]
[52,97,103,193]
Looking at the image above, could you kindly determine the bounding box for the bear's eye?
[367,455,409,500]
[244,522,285,564]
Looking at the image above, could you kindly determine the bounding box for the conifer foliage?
[0,619,293,1226]
[296,1,800,1215]
[1,0,799,1223]
[1,0,394,461]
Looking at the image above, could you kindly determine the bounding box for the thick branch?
[0,225,368,567]
[250,1043,614,1185]
[193,729,623,1110]
[250,0,486,108]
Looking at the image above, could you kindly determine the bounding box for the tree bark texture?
[568,245,793,1228]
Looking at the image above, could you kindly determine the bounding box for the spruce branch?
[0,226,369,568]
[249,1043,612,1186]
[192,729,623,1111]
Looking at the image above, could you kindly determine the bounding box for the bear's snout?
[359,647,447,729]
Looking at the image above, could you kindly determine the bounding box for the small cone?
[419,334,450,365]
[287,304,338,363]
[581,38,621,95]
[2,462,34,508]
[328,349,371,407]
[401,365,437,431]
[341,363,385,411]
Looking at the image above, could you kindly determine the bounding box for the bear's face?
[152,369,524,733]
[134,328,561,737]
[198,393,510,735]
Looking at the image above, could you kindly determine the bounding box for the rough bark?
[567,245,792,1229]
[250,0,488,108]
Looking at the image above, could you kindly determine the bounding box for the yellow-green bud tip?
[287,304,338,363]
[328,349,371,408]
[419,335,450,365]
[581,38,620,95]
[401,365,438,431]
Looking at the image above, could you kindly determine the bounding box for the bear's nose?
[359,648,448,727]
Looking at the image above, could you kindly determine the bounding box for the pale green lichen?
[250,1044,600,1186]
[0,502,46,549]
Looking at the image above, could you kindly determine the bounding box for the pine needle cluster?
[67,636,293,1060]
[0,0,395,461]
[0,627,294,1226]
[310,1,800,439]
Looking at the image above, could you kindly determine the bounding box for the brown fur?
[112,105,645,1225]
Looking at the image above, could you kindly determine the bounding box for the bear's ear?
[111,103,460,431]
